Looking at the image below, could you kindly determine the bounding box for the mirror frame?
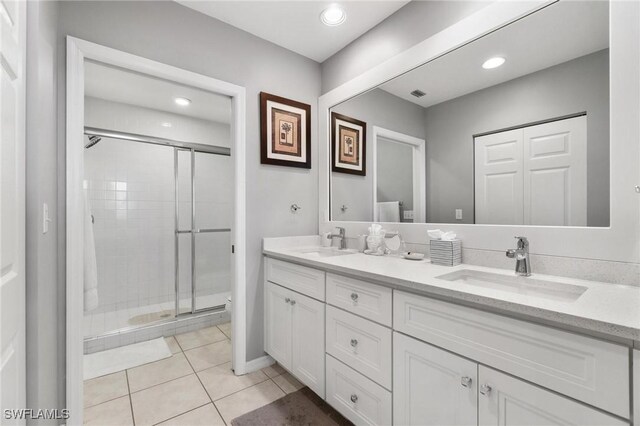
[319,0,640,263]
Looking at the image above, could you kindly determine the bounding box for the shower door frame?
[66,36,250,425]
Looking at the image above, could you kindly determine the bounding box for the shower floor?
[83,291,230,338]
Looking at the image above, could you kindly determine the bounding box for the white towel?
[84,195,99,311]
[377,201,400,222]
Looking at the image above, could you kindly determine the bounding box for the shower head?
[85,135,101,149]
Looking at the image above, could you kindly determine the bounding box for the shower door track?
[174,147,230,318]
[84,126,231,156]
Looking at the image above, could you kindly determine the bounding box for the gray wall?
[377,138,414,218]
[55,0,321,368]
[321,1,491,93]
[25,1,63,422]
[424,50,610,226]
[331,89,425,222]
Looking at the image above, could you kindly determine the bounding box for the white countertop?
[263,236,640,345]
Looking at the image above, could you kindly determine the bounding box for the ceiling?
[379,1,609,108]
[84,61,232,123]
[176,1,409,62]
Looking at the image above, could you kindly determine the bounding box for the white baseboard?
[243,355,275,373]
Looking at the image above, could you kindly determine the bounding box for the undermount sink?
[293,247,357,258]
[436,269,587,302]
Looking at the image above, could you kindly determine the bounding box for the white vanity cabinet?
[264,257,326,397]
[393,332,477,426]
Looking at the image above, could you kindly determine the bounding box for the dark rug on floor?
[230,387,353,426]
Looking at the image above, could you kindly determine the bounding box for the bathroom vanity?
[263,237,639,426]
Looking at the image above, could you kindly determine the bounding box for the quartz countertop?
[263,236,640,346]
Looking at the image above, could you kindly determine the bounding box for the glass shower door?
[175,148,232,314]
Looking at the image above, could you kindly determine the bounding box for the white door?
[478,366,627,426]
[523,116,587,226]
[265,282,292,370]
[393,332,477,426]
[0,0,26,421]
[474,129,524,224]
[291,292,325,398]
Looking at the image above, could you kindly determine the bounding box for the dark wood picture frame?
[260,92,311,169]
[331,112,367,176]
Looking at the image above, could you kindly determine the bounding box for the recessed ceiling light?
[174,97,191,106]
[482,57,506,70]
[161,122,172,128]
[321,5,346,26]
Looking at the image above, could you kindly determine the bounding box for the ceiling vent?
[410,89,426,98]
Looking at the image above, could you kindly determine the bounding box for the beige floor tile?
[198,361,268,401]
[84,396,133,426]
[84,371,129,408]
[157,403,224,426]
[272,372,304,394]
[261,363,285,378]
[175,326,227,351]
[127,353,193,393]
[131,374,210,426]
[184,340,231,372]
[217,322,232,339]
[164,336,182,354]
[214,380,285,424]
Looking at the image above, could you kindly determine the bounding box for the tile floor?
[84,323,304,425]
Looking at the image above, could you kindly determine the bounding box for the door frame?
[66,36,247,423]
[372,126,426,222]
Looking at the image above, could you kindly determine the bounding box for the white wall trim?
[66,36,248,425]
[244,355,275,373]
[372,126,426,223]
[318,0,640,263]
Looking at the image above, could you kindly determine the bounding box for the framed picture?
[260,92,311,169]
[331,112,366,176]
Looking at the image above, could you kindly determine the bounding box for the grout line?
[270,376,288,394]
[125,370,136,426]
[150,402,211,426]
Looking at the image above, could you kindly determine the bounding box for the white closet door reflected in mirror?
[474,115,587,226]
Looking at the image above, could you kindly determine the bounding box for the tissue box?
[430,239,462,266]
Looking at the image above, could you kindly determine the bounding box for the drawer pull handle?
[480,384,492,396]
[461,376,472,388]
[290,300,296,305]
[350,394,358,403]
[350,293,359,302]
[350,338,358,348]
[285,297,291,303]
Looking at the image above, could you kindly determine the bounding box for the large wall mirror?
[330,1,610,227]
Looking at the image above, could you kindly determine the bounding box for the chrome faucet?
[506,236,531,276]
[327,227,346,250]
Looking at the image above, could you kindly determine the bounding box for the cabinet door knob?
[480,384,492,396]
[290,299,296,305]
[350,292,359,302]
[285,297,291,303]
[461,376,472,388]
[350,394,358,403]
[350,338,358,347]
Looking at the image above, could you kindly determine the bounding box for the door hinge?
[232,245,235,254]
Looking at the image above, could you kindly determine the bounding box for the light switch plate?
[404,210,414,220]
[455,209,463,220]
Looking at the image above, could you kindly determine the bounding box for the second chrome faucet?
[506,236,531,276]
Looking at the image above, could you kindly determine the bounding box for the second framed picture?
[331,112,366,176]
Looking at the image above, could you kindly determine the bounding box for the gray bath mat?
[231,387,352,426]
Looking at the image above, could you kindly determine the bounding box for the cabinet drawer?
[266,258,325,301]
[326,273,392,326]
[326,355,392,426]
[326,306,392,389]
[394,290,630,418]
[479,366,628,426]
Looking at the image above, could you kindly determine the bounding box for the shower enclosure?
[83,127,232,340]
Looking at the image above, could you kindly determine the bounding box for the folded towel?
[377,201,400,222]
[84,195,99,311]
